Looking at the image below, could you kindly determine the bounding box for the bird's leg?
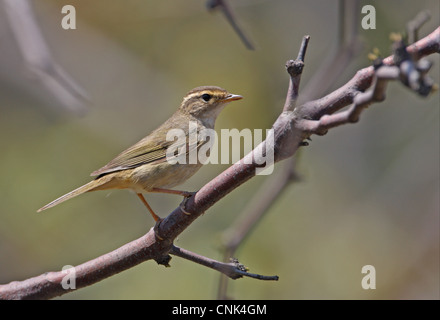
[137,193,165,240]
[150,188,196,215]
[136,193,161,222]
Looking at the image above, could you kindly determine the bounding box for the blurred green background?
[0,0,438,299]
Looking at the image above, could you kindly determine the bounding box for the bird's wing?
[91,124,201,177]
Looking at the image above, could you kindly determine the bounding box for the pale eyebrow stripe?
[182,90,224,103]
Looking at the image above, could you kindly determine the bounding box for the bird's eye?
[201,93,212,102]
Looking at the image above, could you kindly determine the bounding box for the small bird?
[38,86,243,221]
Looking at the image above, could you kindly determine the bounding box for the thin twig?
[407,10,431,44]
[206,0,255,50]
[2,0,88,114]
[298,0,362,105]
[217,159,298,298]
[296,32,438,135]
[283,35,310,112]
[170,246,278,281]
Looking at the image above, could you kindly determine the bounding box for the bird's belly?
[130,162,203,192]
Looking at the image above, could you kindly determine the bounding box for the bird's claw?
[181,191,197,198]
[153,218,165,241]
[179,191,196,215]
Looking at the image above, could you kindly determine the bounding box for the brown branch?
[170,246,278,281]
[2,0,89,114]
[283,35,310,112]
[296,29,439,135]
[0,228,171,300]
[0,27,438,300]
[206,0,255,50]
[407,10,431,44]
[217,2,362,298]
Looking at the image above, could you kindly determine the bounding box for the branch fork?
[1,23,438,299]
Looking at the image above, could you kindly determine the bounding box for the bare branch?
[206,0,255,50]
[407,10,431,44]
[296,29,439,136]
[0,228,171,299]
[2,0,88,114]
[0,26,438,300]
[283,35,310,112]
[170,246,278,281]
[217,159,298,298]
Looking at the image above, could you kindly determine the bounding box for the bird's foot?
[179,191,197,215]
[153,218,165,241]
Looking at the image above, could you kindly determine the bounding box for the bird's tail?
[37,178,108,212]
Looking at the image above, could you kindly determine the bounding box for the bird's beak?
[222,93,243,103]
